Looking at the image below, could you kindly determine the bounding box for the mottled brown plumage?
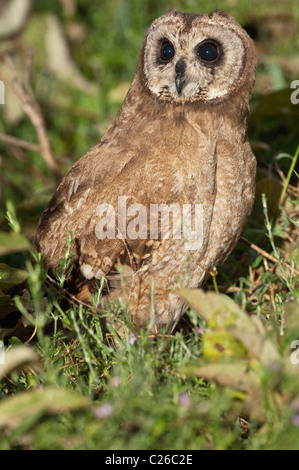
[34,10,257,333]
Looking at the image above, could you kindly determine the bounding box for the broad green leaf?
[0,386,91,430]
[0,345,39,380]
[0,231,31,256]
[202,329,247,358]
[176,288,280,365]
[0,264,29,289]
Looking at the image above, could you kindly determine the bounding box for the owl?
[34,10,257,334]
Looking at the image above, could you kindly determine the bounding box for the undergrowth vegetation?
[0,0,298,450]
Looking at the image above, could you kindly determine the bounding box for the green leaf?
[182,359,266,422]
[202,329,247,359]
[0,231,31,256]
[182,359,260,392]
[176,288,280,366]
[0,264,29,289]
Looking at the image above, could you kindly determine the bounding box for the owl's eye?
[160,41,175,61]
[196,41,220,63]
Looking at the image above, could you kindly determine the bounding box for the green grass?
[0,0,298,450]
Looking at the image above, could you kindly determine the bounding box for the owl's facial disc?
[142,12,251,103]
[147,34,225,101]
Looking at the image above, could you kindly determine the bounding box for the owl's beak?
[175,58,187,95]
[175,74,185,95]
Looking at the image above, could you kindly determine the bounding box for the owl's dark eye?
[196,40,220,63]
[160,40,175,61]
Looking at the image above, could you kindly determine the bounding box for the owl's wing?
[34,137,186,302]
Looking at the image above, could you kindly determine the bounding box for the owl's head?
[140,10,257,104]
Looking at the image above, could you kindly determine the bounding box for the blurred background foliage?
[0,0,298,240]
[0,0,298,451]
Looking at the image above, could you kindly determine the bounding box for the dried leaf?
[0,386,91,430]
[0,345,39,380]
[176,288,280,365]
[183,358,266,421]
[0,0,31,40]
[183,359,259,392]
[45,14,96,93]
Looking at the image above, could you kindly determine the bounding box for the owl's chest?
[170,133,253,206]
[201,142,256,266]
[167,137,255,259]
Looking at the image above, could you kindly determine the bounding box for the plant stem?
[279,144,299,206]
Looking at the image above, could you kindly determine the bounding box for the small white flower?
[95,402,113,419]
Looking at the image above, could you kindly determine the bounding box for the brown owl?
[34,10,257,334]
